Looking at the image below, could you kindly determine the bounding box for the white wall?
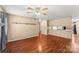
[40,20,47,35]
[76,20,79,34]
[49,17,72,39]
[8,14,39,42]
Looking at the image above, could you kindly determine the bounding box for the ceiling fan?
[26,6,48,16]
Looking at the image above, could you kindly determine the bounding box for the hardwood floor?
[5,34,72,53]
[71,34,79,52]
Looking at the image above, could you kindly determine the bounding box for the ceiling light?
[26,6,48,16]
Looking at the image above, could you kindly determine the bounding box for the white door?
[40,20,47,35]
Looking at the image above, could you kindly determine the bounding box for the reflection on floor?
[71,34,79,52]
[5,34,72,53]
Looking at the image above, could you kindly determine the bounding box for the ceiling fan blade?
[26,6,48,15]
[40,11,48,15]
[41,8,48,11]
[40,9,48,15]
[42,12,48,15]
[27,6,34,13]
[27,6,34,11]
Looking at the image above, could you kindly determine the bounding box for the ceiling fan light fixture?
[26,6,48,16]
[35,7,40,12]
[35,12,40,16]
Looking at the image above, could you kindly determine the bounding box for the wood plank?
[5,34,72,53]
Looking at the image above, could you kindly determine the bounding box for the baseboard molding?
[48,34,71,40]
[41,34,71,40]
[8,34,71,43]
[8,35,39,43]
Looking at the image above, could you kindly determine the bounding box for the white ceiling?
[2,5,79,20]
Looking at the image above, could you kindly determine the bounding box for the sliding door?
[0,12,8,52]
[0,13,1,52]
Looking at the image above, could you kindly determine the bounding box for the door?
[0,12,8,52]
[0,16,1,52]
